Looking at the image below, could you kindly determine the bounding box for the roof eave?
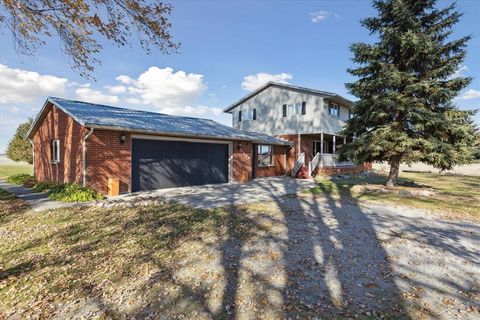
[27,97,87,139]
[223,81,354,113]
[85,124,293,146]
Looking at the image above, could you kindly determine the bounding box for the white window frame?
[258,145,274,167]
[240,105,256,121]
[287,102,302,116]
[51,139,60,163]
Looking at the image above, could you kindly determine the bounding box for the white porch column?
[297,133,301,158]
[333,135,336,167]
[320,132,324,168]
[344,136,346,144]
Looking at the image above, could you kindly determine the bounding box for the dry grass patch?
[306,172,480,220]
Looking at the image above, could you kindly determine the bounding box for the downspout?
[82,128,95,187]
[29,139,35,177]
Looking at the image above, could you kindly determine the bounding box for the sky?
[0,0,479,152]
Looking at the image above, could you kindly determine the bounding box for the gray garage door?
[131,139,229,192]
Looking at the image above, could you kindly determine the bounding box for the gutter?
[29,139,35,177]
[82,128,95,187]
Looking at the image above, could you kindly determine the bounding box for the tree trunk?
[386,156,402,187]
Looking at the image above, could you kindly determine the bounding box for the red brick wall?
[34,104,87,185]
[232,141,288,182]
[33,104,131,194]
[86,130,131,194]
[254,145,287,178]
[232,140,252,182]
[33,105,289,192]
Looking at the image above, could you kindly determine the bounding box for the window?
[258,145,274,166]
[348,109,355,119]
[239,106,256,121]
[282,102,306,117]
[51,139,60,163]
[328,103,340,118]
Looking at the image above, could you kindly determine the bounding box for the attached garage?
[28,97,292,195]
[131,137,230,191]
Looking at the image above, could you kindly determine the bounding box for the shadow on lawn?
[3,177,479,319]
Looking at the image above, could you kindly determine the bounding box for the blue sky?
[1,0,479,152]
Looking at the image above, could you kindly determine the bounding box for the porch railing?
[292,152,305,177]
[309,152,321,175]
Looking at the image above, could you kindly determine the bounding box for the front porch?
[292,133,356,177]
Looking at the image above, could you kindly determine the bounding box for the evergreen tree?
[340,0,478,187]
[6,118,33,164]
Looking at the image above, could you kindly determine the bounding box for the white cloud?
[241,72,293,91]
[448,65,468,80]
[460,89,480,100]
[105,85,126,94]
[116,66,212,115]
[309,11,340,23]
[0,64,68,104]
[75,85,119,105]
[0,64,228,151]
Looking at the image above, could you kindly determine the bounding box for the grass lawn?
[306,172,480,219]
[0,164,33,179]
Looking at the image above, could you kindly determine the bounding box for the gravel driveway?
[94,193,478,319]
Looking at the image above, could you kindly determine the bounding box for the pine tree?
[6,118,33,164]
[340,0,478,187]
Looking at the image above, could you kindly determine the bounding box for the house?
[27,97,292,194]
[223,81,371,176]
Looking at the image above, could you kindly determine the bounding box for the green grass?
[306,172,480,218]
[0,164,33,178]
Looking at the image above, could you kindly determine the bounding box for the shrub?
[7,174,36,187]
[33,182,56,192]
[47,183,104,202]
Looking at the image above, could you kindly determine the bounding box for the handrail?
[310,152,320,175]
[292,152,305,177]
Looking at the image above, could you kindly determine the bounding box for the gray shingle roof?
[28,97,291,146]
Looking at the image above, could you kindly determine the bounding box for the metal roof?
[27,97,292,146]
[223,81,354,113]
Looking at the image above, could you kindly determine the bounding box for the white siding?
[230,86,350,136]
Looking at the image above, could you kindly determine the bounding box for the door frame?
[251,143,257,179]
[131,134,233,191]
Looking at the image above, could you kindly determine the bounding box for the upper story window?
[328,103,340,118]
[51,139,60,163]
[258,145,274,166]
[238,106,256,122]
[348,109,355,119]
[282,102,306,117]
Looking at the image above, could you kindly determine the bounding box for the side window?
[238,110,242,122]
[257,145,274,166]
[253,108,257,120]
[51,139,60,163]
[328,103,340,118]
[349,109,355,119]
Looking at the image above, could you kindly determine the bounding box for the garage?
[131,138,230,192]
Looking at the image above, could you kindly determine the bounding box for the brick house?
[27,97,292,194]
[223,81,371,177]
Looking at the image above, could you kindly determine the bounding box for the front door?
[313,140,322,155]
